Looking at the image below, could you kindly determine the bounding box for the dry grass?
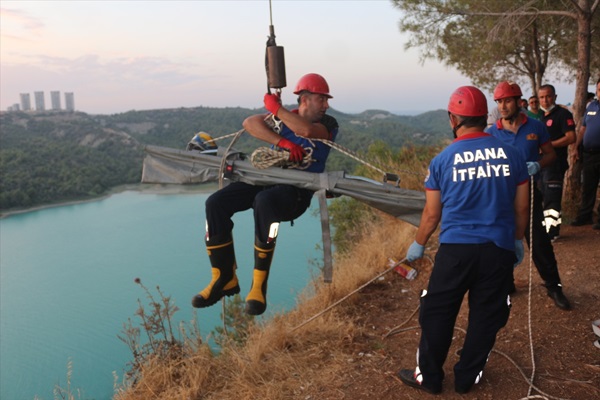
[113,145,432,399]
[114,216,417,400]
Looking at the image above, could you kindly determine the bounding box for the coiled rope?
[251,146,314,170]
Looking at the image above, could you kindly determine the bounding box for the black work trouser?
[540,158,568,235]
[575,151,600,223]
[524,183,562,288]
[205,182,313,243]
[417,243,514,391]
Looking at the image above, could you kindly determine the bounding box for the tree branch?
[456,10,578,20]
[566,0,585,15]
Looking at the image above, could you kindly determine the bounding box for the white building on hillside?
[20,93,31,111]
[50,91,61,110]
[34,91,45,111]
[65,92,75,112]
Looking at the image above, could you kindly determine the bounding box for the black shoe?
[245,299,266,316]
[191,271,240,308]
[593,223,600,230]
[455,385,473,394]
[509,281,516,294]
[191,282,240,308]
[245,269,269,316]
[548,226,560,241]
[547,287,572,310]
[571,218,593,226]
[397,369,441,395]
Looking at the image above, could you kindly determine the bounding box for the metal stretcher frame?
[141,145,425,282]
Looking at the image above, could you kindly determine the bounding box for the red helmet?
[447,86,488,117]
[293,73,333,98]
[493,81,523,100]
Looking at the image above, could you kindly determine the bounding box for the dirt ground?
[327,224,600,400]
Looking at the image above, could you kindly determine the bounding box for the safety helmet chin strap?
[449,112,465,138]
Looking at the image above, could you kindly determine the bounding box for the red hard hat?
[447,86,488,117]
[293,73,333,98]
[493,81,523,100]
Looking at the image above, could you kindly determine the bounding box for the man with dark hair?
[487,81,571,311]
[527,95,544,120]
[572,78,600,229]
[397,86,529,395]
[586,91,595,107]
[538,84,576,241]
[519,98,528,110]
[191,73,339,316]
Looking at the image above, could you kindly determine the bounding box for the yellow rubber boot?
[192,232,240,308]
[245,239,275,316]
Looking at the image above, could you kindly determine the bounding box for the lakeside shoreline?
[0,183,219,219]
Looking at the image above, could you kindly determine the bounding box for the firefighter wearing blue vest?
[397,86,530,395]
[191,73,339,316]
[487,81,571,311]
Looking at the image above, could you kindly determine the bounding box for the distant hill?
[0,107,449,211]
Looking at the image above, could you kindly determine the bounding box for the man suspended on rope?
[397,86,530,395]
[487,81,572,311]
[191,73,339,316]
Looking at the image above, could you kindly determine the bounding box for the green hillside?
[0,107,449,212]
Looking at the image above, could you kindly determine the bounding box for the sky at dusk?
[0,0,585,116]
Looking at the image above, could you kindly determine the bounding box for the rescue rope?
[386,321,564,399]
[385,314,568,399]
[252,114,425,177]
[526,176,537,397]
[382,310,420,339]
[315,137,426,178]
[249,139,390,174]
[474,329,563,400]
[199,119,426,181]
[194,130,244,145]
[289,257,409,333]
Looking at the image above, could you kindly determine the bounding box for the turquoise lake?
[0,189,325,399]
